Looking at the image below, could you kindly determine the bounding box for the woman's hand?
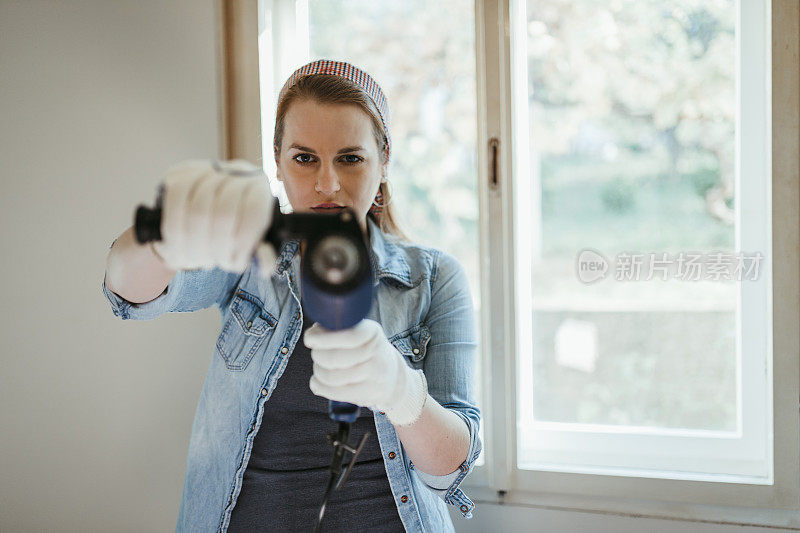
[303,319,428,427]
[151,159,278,275]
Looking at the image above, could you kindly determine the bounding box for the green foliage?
[685,165,719,197]
[528,0,736,257]
[600,178,637,213]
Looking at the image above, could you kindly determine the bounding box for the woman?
[102,60,481,533]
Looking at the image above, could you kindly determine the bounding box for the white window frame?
[468,0,800,527]
[249,0,800,526]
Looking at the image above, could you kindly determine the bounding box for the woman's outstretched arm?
[394,392,471,475]
[105,225,178,303]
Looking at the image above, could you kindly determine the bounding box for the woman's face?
[275,99,387,234]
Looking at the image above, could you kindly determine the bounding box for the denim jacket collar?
[273,216,413,288]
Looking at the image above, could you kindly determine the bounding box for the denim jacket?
[102,216,482,532]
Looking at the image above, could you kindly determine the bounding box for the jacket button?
[388,452,396,459]
[260,388,268,396]
[400,495,408,503]
[460,504,468,513]
[246,321,253,328]
[281,346,289,354]
[412,348,420,355]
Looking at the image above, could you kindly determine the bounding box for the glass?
[525,0,738,432]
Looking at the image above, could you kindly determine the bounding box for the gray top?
[227,311,405,532]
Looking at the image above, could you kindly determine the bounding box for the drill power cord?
[314,422,371,532]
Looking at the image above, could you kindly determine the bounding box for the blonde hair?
[273,74,410,242]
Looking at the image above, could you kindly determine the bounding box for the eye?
[340,154,364,164]
[292,153,316,165]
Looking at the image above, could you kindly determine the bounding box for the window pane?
[526,0,738,432]
[306,0,483,462]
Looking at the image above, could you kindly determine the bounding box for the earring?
[369,181,393,216]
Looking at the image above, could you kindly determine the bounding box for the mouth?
[311,203,346,212]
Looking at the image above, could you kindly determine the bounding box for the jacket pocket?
[389,323,431,364]
[216,288,277,371]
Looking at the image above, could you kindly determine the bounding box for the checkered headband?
[277,59,391,160]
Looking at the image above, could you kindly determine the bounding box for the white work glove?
[304,319,428,427]
[151,159,278,277]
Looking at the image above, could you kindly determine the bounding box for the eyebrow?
[288,144,365,154]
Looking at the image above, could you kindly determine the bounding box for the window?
[518,0,771,482]
[253,0,800,526]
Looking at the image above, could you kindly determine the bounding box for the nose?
[314,162,341,195]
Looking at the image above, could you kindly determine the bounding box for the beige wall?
[0,1,224,531]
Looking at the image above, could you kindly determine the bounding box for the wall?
[0,1,222,531]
